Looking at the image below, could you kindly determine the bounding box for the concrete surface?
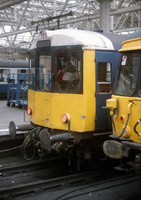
[0,101,29,135]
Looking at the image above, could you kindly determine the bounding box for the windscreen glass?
[29,46,82,94]
[114,50,141,96]
[51,48,82,94]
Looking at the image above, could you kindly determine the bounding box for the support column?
[99,0,111,32]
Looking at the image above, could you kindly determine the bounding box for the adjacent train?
[0,59,28,99]
[103,29,141,170]
[9,29,126,167]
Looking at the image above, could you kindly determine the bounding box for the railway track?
[0,156,69,190]
[0,154,140,200]
[0,138,140,200]
[55,173,140,200]
[0,170,140,200]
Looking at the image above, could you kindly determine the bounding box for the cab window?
[51,48,82,94]
[115,51,140,96]
[38,55,51,91]
[29,46,82,94]
[97,62,112,93]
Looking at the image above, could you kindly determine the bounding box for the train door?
[95,50,119,131]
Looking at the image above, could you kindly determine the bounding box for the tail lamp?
[120,115,125,122]
[62,113,70,123]
[27,107,32,115]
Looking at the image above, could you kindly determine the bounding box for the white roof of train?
[30,29,126,51]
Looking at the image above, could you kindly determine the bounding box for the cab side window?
[97,62,112,93]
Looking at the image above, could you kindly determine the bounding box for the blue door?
[95,50,120,131]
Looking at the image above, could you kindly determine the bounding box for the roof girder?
[0,0,140,48]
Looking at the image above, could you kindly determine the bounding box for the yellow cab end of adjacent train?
[28,49,96,132]
[104,30,141,167]
[107,95,141,143]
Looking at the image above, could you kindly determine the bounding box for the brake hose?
[22,127,41,160]
[111,109,117,137]
[29,126,41,143]
[111,101,132,139]
[22,140,35,161]
[118,113,130,139]
[134,118,141,136]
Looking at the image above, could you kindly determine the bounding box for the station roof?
[0,0,140,50]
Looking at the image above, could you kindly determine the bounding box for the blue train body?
[0,59,28,99]
[7,73,28,107]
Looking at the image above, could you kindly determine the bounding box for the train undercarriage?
[9,121,141,171]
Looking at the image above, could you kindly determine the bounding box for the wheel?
[7,102,10,107]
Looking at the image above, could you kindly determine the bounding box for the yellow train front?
[19,29,126,163]
[103,30,141,170]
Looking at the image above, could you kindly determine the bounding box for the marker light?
[27,107,32,115]
[120,115,124,122]
[62,113,70,123]
[62,114,68,123]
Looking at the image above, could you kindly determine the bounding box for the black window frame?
[96,61,112,94]
[29,45,83,94]
[113,50,141,97]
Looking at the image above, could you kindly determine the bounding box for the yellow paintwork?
[119,37,141,52]
[28,50,96,132]
[106,98,117,115]
[108,36,141,144]
[111,95,141,143]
